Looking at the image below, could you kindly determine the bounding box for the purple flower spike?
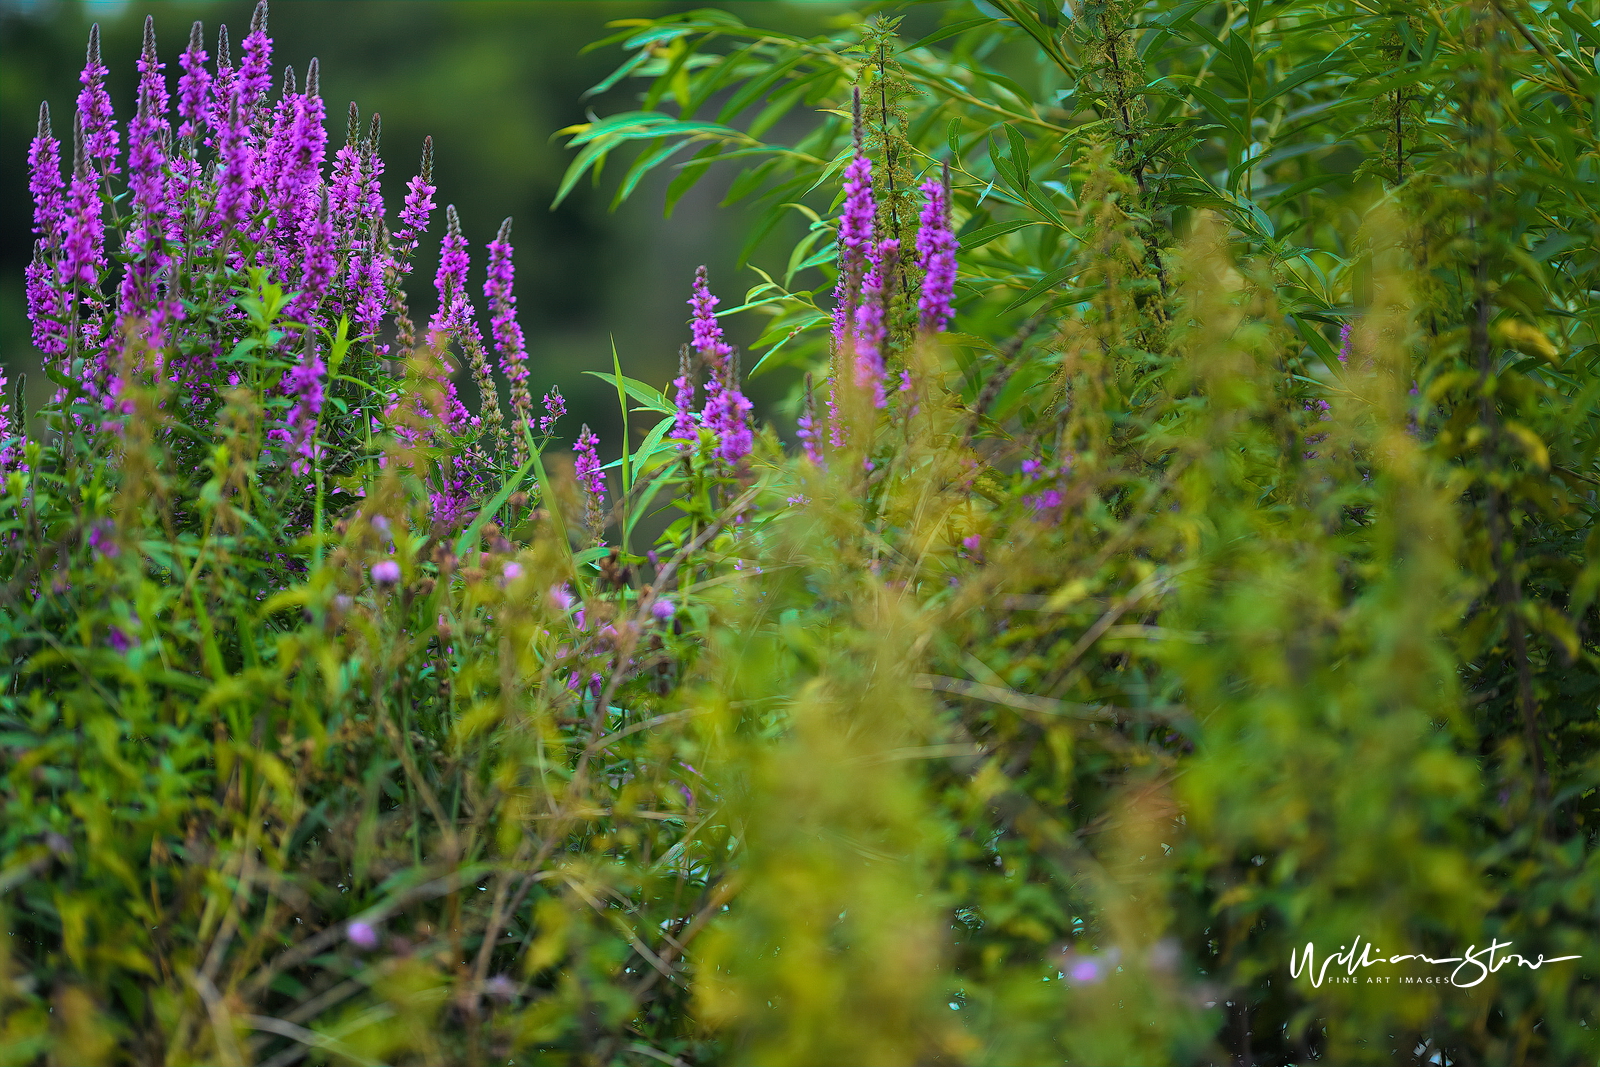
[346,920,379,950]
[668,345,698,445]
[688,268,753,464]
[177,22,211,140]
[26,105,69,360]
[118,17,180,340]
[1337,322,1352,364]
[269,340,327,477]
[236,2,274,116]
[538,387,565,437]
[689,265,732,364]
[831,88,877,350]
[430,204,471,337]
[28,103,65,253]
[392,136,435,263]
[371,560,401,585]
[76,24,120,179]
[0,370,19,472]
[853,241,895,409]
[574,425,605,500]
[916,175,957,333]
[486,217,533,428]
[651,598,675,622]
[214,95,259,235]
[796,372,823,465]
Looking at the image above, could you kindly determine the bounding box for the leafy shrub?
[2,1,1597,1065]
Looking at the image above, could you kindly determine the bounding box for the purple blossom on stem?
[214,95,259,235]
[235,2,273,117]
[392,136,435,264]
[574,424,605,499]
[0,370,19,472]
[177,21,210,140]
[796,372,822,465]
[119,17,179,339]
[28,103,65,253]
[668,345,697,444]
[688,267,752,463]
[76,24,119,179]
[832,152,877,349]
[269,343,326,476]
[689,265,732,364]
[27,106,69,359]
[852,240,896,409]
[538,387,565,437]
[430,204,471,337]
[62,115,106,292]
[370,560,400,585]
[575,423,605,536]
[485,217,533,428]
[916,175,957,332]
[206,24,234,143]
[1337,322,1352,363]
[702,357,754,465]
[279,59,327,236]
[286,191,336,326]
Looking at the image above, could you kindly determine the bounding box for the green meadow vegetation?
[2,1,1597,1064]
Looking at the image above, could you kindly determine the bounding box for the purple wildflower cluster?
[22,2,559,537]
[671,266,754,466]
[819,90,961,451]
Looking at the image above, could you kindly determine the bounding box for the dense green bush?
[2,1,1597,1064]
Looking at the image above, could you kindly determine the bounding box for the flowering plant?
[3,2,1598,1065]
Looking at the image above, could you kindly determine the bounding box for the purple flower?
[1336,322,1353,364]
[28,103,66,254]
[118,18,179,341]
[206,24,234,142]
[501,562,523,584]
[833,149,878,350]
[285,191,336,326]
[268,342,327,477]
[235,2,273,116]
[392,137,436,263]
[176,21,211,140]
[549,584,574,611]
[76,24,119,179]
[538,387,565,437]
[796,372,822,465]
[852,242,895,409]
[916,176,957,332]
[650,598,675,622]
[278,59,328,237]
[0,370,20,472]
[574,424,605,499]
[668,345,698,445]
[87,521,119,559]
[430,204,472,337]
[689,265,732,364]
[486,217,533,429]
[213,95,259,235]
[371,559,401,585]
[702,358,754,465]
[346,920,379,950]
[689,268,753,463]
[108,626,131,653]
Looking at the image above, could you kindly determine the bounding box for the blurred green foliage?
[4,1,1600,1065]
